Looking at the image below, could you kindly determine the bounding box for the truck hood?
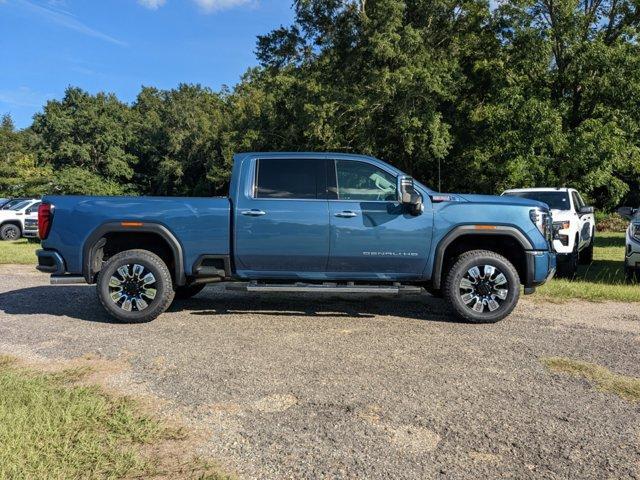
[450,193,548,210]
[0,210,19,220]
[548,209,574,222]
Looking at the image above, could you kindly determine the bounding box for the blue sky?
[0,0,294,128]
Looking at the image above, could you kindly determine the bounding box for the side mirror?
[397,175,423,215]
[617,206,637,220]
[578,206,594,215]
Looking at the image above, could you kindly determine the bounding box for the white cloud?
[138,0,166,9]
[15,0,127,46]
[0,87,54,108]
[192,0,252,13]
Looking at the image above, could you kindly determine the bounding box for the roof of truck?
[503,187,573,193]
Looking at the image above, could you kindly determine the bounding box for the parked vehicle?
[0,199,40,241]
[618,206,640,282]
[36,153,556,324]
[501,188,595,276]
[0,198,31,210]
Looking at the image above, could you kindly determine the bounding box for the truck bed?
[41,195,230,276]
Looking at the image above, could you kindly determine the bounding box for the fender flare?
[0,219,23,232]
[82,222,186,286]
[431,225,534,289]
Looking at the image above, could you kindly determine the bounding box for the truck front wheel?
[96,249,175,323]
[443,250,520,323]
[0,224,21,241]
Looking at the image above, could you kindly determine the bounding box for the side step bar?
[50,275,87,285]
[227,282,423,295]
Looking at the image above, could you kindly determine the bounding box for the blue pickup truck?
[36,152,556,324]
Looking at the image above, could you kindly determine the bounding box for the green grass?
[0,356,230,480]
[543,356,640,402]
[0,239,39,265]
[538,232,640,302]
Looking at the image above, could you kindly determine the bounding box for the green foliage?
[1,0,639,207]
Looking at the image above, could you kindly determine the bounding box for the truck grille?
[24,218,38,233]
[543,212,554,250]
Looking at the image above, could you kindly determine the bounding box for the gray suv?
[618,206,640,281]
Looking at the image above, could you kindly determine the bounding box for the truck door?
[572,191,592,249]
[326,159,433,278]
[234,157,330,275]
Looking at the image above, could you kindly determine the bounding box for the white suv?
[502,188,595,276]
[0,199,41,241]
[618,206,640,282]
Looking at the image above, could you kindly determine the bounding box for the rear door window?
[255,158,325,199]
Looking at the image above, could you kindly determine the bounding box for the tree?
[31,87,138,195]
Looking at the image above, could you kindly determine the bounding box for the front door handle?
[335,211,358,218]
[241,209,267,216]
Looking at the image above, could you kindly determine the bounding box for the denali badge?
[363,251,419,257]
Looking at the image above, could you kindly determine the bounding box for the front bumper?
[625,231,640,269]
[525,250,556,292]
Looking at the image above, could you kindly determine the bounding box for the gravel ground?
[1,265,639,479]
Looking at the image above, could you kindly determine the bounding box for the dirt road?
[0,265,638,479]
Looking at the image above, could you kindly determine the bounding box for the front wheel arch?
[432,227,533,289]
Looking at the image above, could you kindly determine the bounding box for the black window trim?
[247,156,411,204]
[250,156,329,202]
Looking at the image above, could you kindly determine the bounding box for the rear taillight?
[38,203,54,240]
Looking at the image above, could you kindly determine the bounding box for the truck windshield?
[9,201,31,211]
[504,191,570,210]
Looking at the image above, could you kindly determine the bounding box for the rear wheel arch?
[82,222,186,286]
[431,226,533,290]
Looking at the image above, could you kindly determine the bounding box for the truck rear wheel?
[96,249,175,323]
[443,250,520,323]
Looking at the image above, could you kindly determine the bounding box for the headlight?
[552,221,571,231]
[530,208,551,241]
[633,224,640,242]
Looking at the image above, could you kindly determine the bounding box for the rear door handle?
[335,211,358,218]
[241,209,267,216]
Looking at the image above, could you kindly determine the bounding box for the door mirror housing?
[397,175,423,215]
[617,206,637,220]
[578,205,594,215]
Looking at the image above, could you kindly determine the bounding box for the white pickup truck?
[502,188,595,276]
[0,199,41,241]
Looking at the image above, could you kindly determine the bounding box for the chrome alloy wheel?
[108,264,157,312]
[459,265,509,313]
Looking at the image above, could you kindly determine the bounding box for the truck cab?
[36,153,556,324]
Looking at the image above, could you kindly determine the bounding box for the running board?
[50,275,87,285]
[227,282,423,295]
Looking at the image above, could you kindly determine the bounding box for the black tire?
[27,237,41,244]
[96,249,174,323]
[443,250,520,323]
[0,224,21,241]
[174,283,206,300]
[625,266,639,284]
[556,240,579,278]
[578,236,594,265]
